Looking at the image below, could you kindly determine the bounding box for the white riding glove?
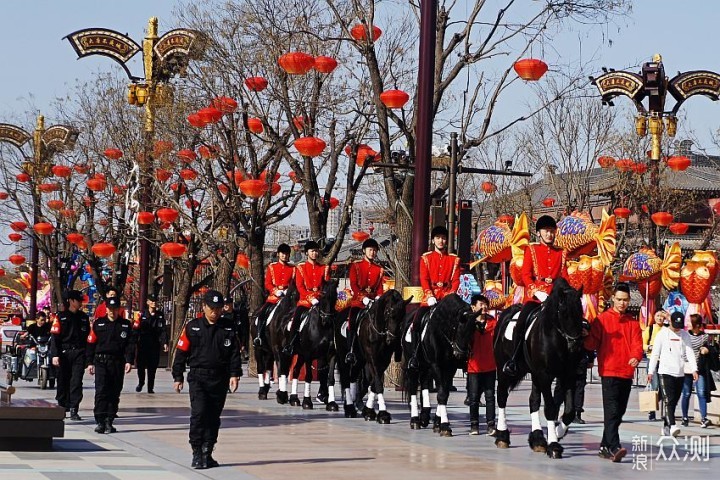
[310,298,319,306]
[534,291,549,302]
[427,296,437,307]
[274,289,285,297]
[362,297,371,306]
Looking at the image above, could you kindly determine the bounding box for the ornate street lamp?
[65,18,206,307]
[0,116,78,319]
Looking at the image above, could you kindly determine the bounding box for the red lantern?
[91,243,116,258]
[0,192,8,200]
[153,140,174,157]
[270,182,281,196]
[313,56,338,74]
[542,197,556,207]
[259,171,280,182]
[292,116,306,130]
[379,89,410,109]
[66,233,84,244]
[155,169,172,182]
[52,165,72,178]
[513,59,549,81]
[597,156,615,168]
[278,52,315,75]
[669,222,689,235]
[16,172,31,183]
[104,148,123,160]
[180,168,198,181]
[615,158,635,172]
[177,149,197,163]
[198,107,223,125]
[244,77,268,92]
[170,183,187,194]
[497,214,515,226]
[33,222,54,235]
[74,164,89,174]
[47,199,65,210]
[350,24,382,42]
[294,137,326,157]
[352,231,370,242]
[614,207,631,219]
[481,181,496,194]
[0,268,5,276]
[651,211,674,227]
[236,253,250,269]
[329,197,340,209]
[10,221,27,232]
[39,183,60,193]
[667,156,691,171]
[211,96,238,114]
[8,233,22,242]
[187,113,207,128]
[632,162,648,175]
[198,145,219,159]
[239,179,269,198]
[160,242,187,258]
[87,177,107,192]
[288,171,301,183]
[350,144,378,166]
[229,170,245,185]
[8,254,25,266]
[156,208,179,223]
[77,240,88,250]
[185,199,200,209]
[137,211,155,224]
[247,118,264,134]
[61,209,77,218]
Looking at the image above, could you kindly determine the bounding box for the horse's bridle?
[437,307,472,358]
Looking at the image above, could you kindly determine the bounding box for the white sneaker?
[669,425,681,437]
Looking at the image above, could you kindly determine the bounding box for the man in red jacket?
[504,215,568,375]
[467,294,497,436]
[584,282,643,463]
[254,244,295,347]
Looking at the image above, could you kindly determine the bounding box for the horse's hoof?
[289,394,301,407]
[326,401,339,412]
[344,404,358,418]
[302,397,314,409]
[528,429,548,453]
[258,389,268,400]
[546,442,564,459]
[419,407,431,428]
[376,410,391,424]
[410,417,422,429]
[495,429,511,448]
[276,390,288,405]
[362,406,377,421]
[439,423,453,437]
[432,415,441,433]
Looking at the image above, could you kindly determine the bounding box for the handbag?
[638,384,659,412]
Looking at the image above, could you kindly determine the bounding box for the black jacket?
[137,308,169,347]
[50,309,91,358]
[86,316,136,365]
[172,316,242,382]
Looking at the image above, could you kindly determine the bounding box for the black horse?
[251,283,298,399]
[271,279,338,409]
[493,278,585,459]
[402,294,476,436]
[356,290,410,423]
[325,307,365,416]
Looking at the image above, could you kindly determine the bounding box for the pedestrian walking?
[86,297,136,434]
[584,282,643,463]
[682,314,719,428]
[50,290,91,421]
[135,293,168,394]
[643,310,669,420]
[173,290,242,469]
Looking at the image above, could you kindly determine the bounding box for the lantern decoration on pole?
[160,242,187,258]
[597,156,615,168]
[379,89,410,109]
[668,222,689,235]
[614,207,631,219]
[8,254,26,266]
[513,58,548,81]
[651,211,673,227]
[239,179,269,198]
[244,77,268,92]
[10,221,28,232]
[137,211,155,225]
[294,137,327,157]
[350,24,382,42]
[211,96,238,113]
[177,149,197,163]
[91,243,117,258]
[481,181,496,194]
[246,118,264,134]
[103,148,123,160]
[8,233,22,242]
[51,165,72,177]
[278,52,315,75]
[156,208,179,223]
[352,231,370,243]
[666,155,691,171]
[313,56,338,74]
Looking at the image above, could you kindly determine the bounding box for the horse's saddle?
[286,309,311,332]
[255,303,281,327]
[502,304,543,342]
[340,309,369,338]
[403,307,436,343]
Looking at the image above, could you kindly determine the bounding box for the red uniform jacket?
[468,316,496,374]
[521,243,569,303]
[584,308,643,380]
[295,261,331,308]
[420,250,461,306]
[264,261,295,304]
[349,259,384,308]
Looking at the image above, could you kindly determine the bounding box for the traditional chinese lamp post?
[591,54,720,247]
[0,116,78,319]
[66,18,206,307]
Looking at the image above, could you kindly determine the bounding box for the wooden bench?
[0,383,65,451]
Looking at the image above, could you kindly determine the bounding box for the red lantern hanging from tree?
[155,169,172,182]
[350,24,382,42]
[288,171,301,183]
[239,179,269,198]
[513,59,548,81]
[632,162,648,175]
[66,233,84,245]
[198,145,219,159]
[352,231,370,242]
[104,148,123,160]
[278,52,315,75]
[8,233,22,242]
[52,165,72,178]
[180,168,199,181]
[259,171,280,182]
[0,192,8,200]
[542,197,556,207]
[667,156,691,171]
[16,172,31,183]
[185,199,200,209]
[198,107,223,125]
[170,183,187,194]
[292,116,306,130]
[481,181,496,194]
[74,164,89,174]
[270,182,281,196]
[597,156,615,168]
[177,149,197,163]
[91,243,116,258]
[614,207,631,219]
[47,199,65,210]
[33,222,54,235]
[669,222,689,235]
[8,254,25,266]
[161,242,187,258]
[294,137,327,157]
[39,183,60,193]
[651,211,674,227]
[61,209,76,218]
[244,77,268,92]
[10,221,28,232]
[137,211,155,225]
[211,96,238,114]
[615,158,635,172]
[187,113,207,128]
[87,177,107,192]
[313,56,338,74]
[379,89,410,109]
[156,208,179,223]
[247,118,264,134]
[329,197,340,209]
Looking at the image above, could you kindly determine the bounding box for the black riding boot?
[503,304,534,375]
[69,408,82,421]
[283,316,300,355]
[191,446,206,469]
[407,321,420,370]
[203,443,219,468]
[345,324,356,365]
[254,318,264,347]
[104,418,117,434]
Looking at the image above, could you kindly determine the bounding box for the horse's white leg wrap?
[304,382,311,397]
[497,408,508,431]
[556,421,569,440]
[437,404,449,423]
[344,388,353,405]
[328,384,336,403]
[531,411,542,431]
[291,378,298,395]
[258,375,265,387]
[279,375,287,392]
[410,394,419,417]
[547,419,558,443]
[422,389,431,408]
[350,382,358,403]
[377,393,387,411]
[366,392,376,409]
[264,372,271,385]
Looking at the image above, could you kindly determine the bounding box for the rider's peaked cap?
[277,243,291,254]
[362,238,380,250]
[535,215,557,231]
[63,290,83,302]
[203,290,225,308]
[304,240,320,252]
[431,225,449,238]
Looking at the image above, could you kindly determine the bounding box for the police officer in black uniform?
[50,290,90,420]
[135,293,168,394]
[173,290,242,470]
[86,297,135,434]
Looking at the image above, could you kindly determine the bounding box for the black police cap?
[203,290,224,308]
[147,293,158,302]
[64,290,83,302]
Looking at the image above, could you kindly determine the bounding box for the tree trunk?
[213,244,238,296]
[169,265,192,359]
[246,227,267,377]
